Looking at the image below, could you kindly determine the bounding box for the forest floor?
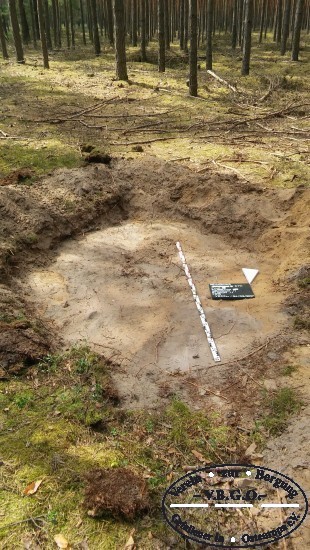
[0,35,309,549]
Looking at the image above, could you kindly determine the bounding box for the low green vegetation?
[261,387,302,435]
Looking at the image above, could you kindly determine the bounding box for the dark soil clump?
[84,467,149,520]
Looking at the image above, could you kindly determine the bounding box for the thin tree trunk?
[114,0,128,80]
[141,0,147,60]
[8,0,25,62]
[91,0,101,54]
[44,0,53,48]
[164,0,170,49]
[291,0,304,59]
[241,0,253,74]
[189,0,198,96]
[80,0,86,44]
[180,0,184,49]
[69,0,75,48]
[0,15,9,58]
[37,0,49,67]
[232,0,238,48]
[132,0,137,45]
[29,0,38,47]
[158,0,165,71]
[18,0,30,44]
[106,0,114,43]
[51,0,57,47]
[206,0,213,69]
[276,0,283,42]
[258,0,266,43]
[281,0,292,53]
[184,0,189,52]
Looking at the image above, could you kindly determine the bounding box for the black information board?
[209,283,255,300]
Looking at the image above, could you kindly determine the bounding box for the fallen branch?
[207,70,238,93]
[0,516,46,530]
[111,136,177,145]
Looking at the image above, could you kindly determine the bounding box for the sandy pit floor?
[23,220,286,408]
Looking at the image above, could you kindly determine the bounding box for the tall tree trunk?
[80,0,86,44]
[179,0,184,49]
[281,0,292,53]
[238,0,244,45]
[69,0,75,48]
[29,0,38,47]
[113,0,128,80]
[51,0,58,47]
[291,0,304,59]
[164,0,170,49]
[0,14,9,58]
[189,0,197,96]
[184,0,189,52]
[206,0,213,69]
[18,0,30,44]
[141,0,147,60]
[276,0,283,42]
[258,0,266,43]
[91,0,101,54]
[44,0,53,48]
[64,0,70,47]
[132,0,137,45]
[37,0,49,67]
[158,0,165,71]
[8,0,25,62]
[106,0,114,43]
[241,0,253,74]
[232,0,238,48]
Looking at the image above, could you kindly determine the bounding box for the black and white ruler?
[176,242,221,363]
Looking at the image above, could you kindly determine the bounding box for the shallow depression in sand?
[24,221,286,407]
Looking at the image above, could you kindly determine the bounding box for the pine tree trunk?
[206,0,213,69]
[281,0,292,53]
[80,0,86,44]
[184,0,189,52]
[114,0,128,80]
[29,0,38,47]
[51,0,57,47]
[44,0,53,48]
[0,14,9,58]
[276,0,283,42]
[141,0,147,60]
[158,0,165,71]
[106,0,114,44]
[91,0,101,54]
[132,0,137,45]
[258,0,266,43]
[232,0,238,48]
[69,0,75,48]
[18,0,30,44]
[179,0,184,49]
[189,0,197,96]
[164,0,170,49]
[241,0,253,74]
[37,0,49,67]
[8,0,25,62]
[291,0,304,59]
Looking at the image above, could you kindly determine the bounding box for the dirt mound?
[84,467,149,519]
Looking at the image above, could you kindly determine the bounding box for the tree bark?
[44,0,53,48]
[18,0,30,44]
[232,0,238,48]
[80,0,86,44]
[8,0,25,62]
[276,0,283,42]
[281,0,292,54]
[141,0,147,60]
[132,0,137,45]
[241,0,253,74]
[106,0,114,44]
[30,0,38,47]
[91,0,101,54]
[158,0,165,71]
[189,0,198,96]
[113,0,128,80]
[206,0,213,69]
[69,0,75,48]
[164,0,170,49]
[184,0,189,52]
[37,0,49,67]
[0,14,9,58]
[291,0,304,60]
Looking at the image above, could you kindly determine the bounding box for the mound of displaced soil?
[84,467,149,519]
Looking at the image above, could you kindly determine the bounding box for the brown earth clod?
[84,467,150,520]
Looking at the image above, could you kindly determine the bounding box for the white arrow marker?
[242,268,259,284]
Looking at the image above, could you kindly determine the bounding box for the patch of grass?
[298,277,310,289]
[262,387,302,435]
[293,315,310,330]
[282,364,298,376]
